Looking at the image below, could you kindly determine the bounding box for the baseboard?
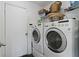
[21,54,34,57]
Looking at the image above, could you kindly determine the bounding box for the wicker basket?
[50,1,62,13]
[47,13,65,22]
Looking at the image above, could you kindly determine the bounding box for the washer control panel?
[44,20,69,27]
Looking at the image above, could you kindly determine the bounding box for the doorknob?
[25,33,28,36]
[0,42,6,47]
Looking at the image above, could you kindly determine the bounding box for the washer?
[43,19,79,57]
[29,23,44,57]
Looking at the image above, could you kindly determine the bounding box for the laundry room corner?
[1,0,79,57]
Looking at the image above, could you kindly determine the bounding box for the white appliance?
[28,23,44,57]
[43,19,79,57]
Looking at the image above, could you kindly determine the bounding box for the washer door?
[46,28,67,53]
[32,28,40,43]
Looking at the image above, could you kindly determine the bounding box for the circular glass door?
[32,28,40,43]
[46,28,67,53]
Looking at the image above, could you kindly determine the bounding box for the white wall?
[25,2,42,24]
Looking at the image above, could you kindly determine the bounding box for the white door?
[0,2,6,57]
[6,4,28,57]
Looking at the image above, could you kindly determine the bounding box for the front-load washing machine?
[28,23,44,57]
[43,19,79,57]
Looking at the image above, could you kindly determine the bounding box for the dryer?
[28,23,44,57]
[43,19,79,57]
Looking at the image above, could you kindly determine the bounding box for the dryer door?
[46,28,67,53]
[32,28,40,43]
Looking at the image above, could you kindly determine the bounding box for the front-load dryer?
[29,23,44,57]
[43,19,79,57]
